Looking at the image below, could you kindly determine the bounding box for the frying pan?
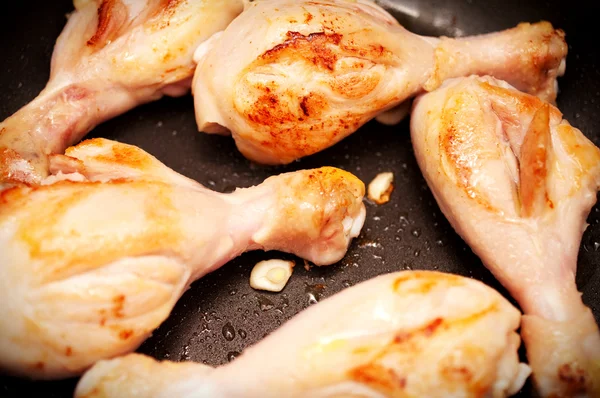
[0,0,598,396]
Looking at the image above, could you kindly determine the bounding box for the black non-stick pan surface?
[1,0,598,397]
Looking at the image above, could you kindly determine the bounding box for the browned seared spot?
[19,181,181,285]
[162,0,185,12]
[558,363,587,394]
[65,346,73,357]
[261,31,342,71]
[304,12,313,23]
[33,361,45,370]
[392,271,462,293]
[0,185,24,206]
[247,93,288,126]
[245,90,329,130]
[450,305,498,330]
[113,294,126,318]
[442,364,473,383]
[299,93,326,118]
[546,193,554,209]
[69,139,154,171]
[87,0,129,50]
[440,96,501,214]
[100,318,106,327]
[394,317,444,344]
[300,96,310,116]
[520,104,551,218]
[349,363,406,393]
[107,143,153,170]
[118,329,134,340]
[329,70,381,99]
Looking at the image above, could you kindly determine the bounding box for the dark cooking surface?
[1,1,598,397]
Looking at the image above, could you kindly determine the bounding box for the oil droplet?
[395,236,401,241]
[229,289,237,296]
[277,295,290,312]
[414,250,420,257]
[595,242,600,251]
[305,283,326,305]
[227,351,240,362]
[399,215,409,227]
[342,280,352,288]
[358,240,382,249]
[436,239,445,247]
[238,329,247,339]
[222,322,235,341]
[164,353,170,359]
[180,345,190,361]
[412,229,421,237]
[405,264,413,270]
[257,296,275,311]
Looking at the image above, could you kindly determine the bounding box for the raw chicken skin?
[76,271,531,398]
[0,138,366,379]
[193,0,567,165]
[410,76,600,397]
[0,0,243,185]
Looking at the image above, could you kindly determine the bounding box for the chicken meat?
[0,0,243,186]
[0,138,366,379]
[410,76,600,397]
[193,0,567,165]
[76,270,530,398]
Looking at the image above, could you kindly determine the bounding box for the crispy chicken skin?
[193,0,566,164]
[411,76,600,397]
[0,138,365,379]
[76,271,530,398]
[0,0,243,185]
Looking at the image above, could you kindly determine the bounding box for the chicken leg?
[0,138,366,380]
[76,270,530,398]
[410,76,600,397]
[0,0,243,186]
[193,0,567,165]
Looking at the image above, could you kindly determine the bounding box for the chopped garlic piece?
[250,259,294,292]
[367,172,394,204]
